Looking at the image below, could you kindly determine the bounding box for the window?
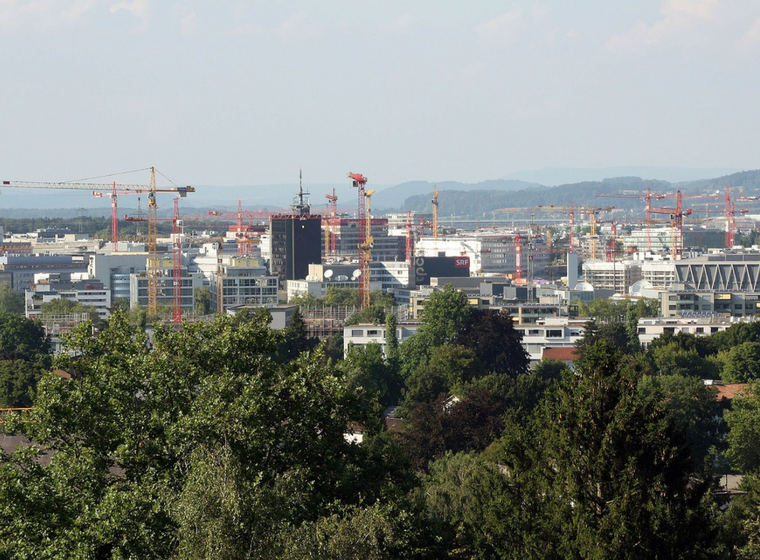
[696,327,704,334]
[351,330,363,337]
[367,330,379,336]
[528,329,540,336]
[638,328,646,334]
[546,329,563,338]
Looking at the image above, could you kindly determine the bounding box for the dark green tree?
[0,284,24,315]
[0,312,50,364]
[722,341,760,382]
[194,285,212,315]
[0,311,401,559]
[0,359,43,407]
[724,382,760,473]
[454,309,529,377]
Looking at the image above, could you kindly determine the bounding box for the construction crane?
[514,233,523,282]
[216,240,225,314]
[649,191,692,260]
[722,186,760,248]
[432,185,439,239]
[598,189,669,253]
[360,189,375,309]
[91,183,194,247]
[348,172,370,309]
[405,211,413,265]
[124,178,186,320]
[325,188,338,258]
[536,204,615,260]
[202,201,274,256]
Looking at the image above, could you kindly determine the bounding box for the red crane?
[348,172,370,309]
[124,197,185,323]
[91,183,194,247]
[597,189,669,253]
[649,191,692,260]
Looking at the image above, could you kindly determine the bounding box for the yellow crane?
[359,189,375,309]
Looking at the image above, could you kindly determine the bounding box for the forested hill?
[371,179,542,209]
[395,169,760,216]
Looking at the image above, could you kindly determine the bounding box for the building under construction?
[322,218,405,261]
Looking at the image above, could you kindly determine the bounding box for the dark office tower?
[269,172,322,282]
[270,214,323,281]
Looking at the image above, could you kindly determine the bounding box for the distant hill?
[400,170,760,216]
[3,169,760,219]
[501,166,743,186]
[401,177,673,216]
[373,179,543,211]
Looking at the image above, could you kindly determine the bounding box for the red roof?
[542,346,579,362]
[715,383,748,402]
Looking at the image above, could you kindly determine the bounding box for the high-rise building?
[268,176,322,282]
[269,215,322,282]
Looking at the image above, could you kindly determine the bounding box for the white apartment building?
[637,316,751,347]
[513,317,586,363]
[416,232,548,276]
[343,322,420,357]
[582,260,642,293]
[25,273,111,320]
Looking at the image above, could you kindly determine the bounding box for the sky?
[2,0,760,191]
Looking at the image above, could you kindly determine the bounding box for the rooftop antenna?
[291,168,311,215]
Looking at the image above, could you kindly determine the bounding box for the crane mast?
[432,185,439,239]
[147,168,158,317]
[172,197,182,324]
[349,172,370,309]
[361,189,375,309]
[216,241,224,314]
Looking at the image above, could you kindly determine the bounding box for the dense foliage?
[5,288,760,557]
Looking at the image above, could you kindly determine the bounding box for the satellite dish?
[352,269,362,278]
[573,281,594,292]
[324,269,334,279]
[336,275,349,282]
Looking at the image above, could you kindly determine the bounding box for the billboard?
[414,255,470,286]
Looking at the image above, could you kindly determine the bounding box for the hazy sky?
[2,0,760,188]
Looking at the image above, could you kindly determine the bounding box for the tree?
[0,283,24,314]
[0,312,50,363]
[454,309,529,378]
[646,341,719,378]
[39,296,99,324]
[401,388,507,470]
[638,374,724,472]
[342,342,402,408]
[439,340,718,558]
[722,342,760,382]
[0,311,399,558]
[402,344,481,409]
[194,286,212,315]
[0,359,43,407]
[399,284,471,375]
[724,382,760,473]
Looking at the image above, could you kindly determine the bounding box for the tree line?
[3,286,760,557]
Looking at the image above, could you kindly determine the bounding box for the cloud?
[274,11,323,42]
[476,6,557,47]
[476,9,526,45]
[739,17,760,49]
[0,0,97,31]
[179,9,197,37]
[388,13,413,33]
[606,0,719,52]
[110,0,149,30]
